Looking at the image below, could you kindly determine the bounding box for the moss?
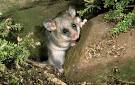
[118,58,135,81]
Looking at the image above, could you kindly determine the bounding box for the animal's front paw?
[71,42,76,46]
[80,19,87,28]
[83,19,87,23]
[71,40,76,46]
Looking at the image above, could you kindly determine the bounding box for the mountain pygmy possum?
[43,6,87,73]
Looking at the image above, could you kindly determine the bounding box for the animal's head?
[43,7,86,42]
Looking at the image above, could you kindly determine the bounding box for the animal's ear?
[43,20,56,31]
[67,6,76,18]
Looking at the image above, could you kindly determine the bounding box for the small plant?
[107,66,121,85]
[104,10,125,22]
[104,0,134,21]
[111,12,135,35]
[18,32,41,49]
[77,0,101,17]
[103,0,135,35]
[0,16,30,71]
[0,38,30,69]
[0,18,22,38]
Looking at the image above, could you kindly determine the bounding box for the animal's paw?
[71,42,76,46]
[58,68,64,73]
[83,19,87,23]
[54,65,64,74]
[80,19,87,28]
[71,40,76,46]
[54,67,64,76]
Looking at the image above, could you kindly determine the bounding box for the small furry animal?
[43,7,87,73]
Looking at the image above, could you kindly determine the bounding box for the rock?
[64,14,135,83]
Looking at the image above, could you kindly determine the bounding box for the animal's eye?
[62,28,69,34]
[72,23,76,28]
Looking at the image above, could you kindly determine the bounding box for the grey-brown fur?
[43,6,87,73]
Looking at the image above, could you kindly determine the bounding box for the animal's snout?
[71,32,79,40]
